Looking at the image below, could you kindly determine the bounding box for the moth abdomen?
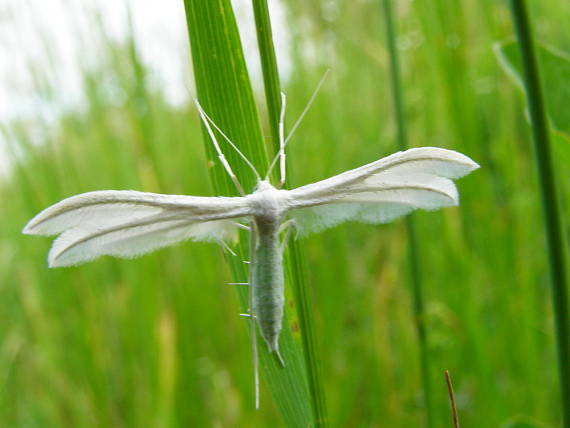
[252,216,286,357]
[255,289,285,350]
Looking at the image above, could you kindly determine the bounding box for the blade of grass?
[508,1,570,426]
[252,1,328,426]
[251,0,282,153]
[182,1,313,425]
[381,1,433,426]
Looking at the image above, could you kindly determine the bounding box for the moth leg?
[219,240,237,257]
[278,92,287,188]
[240,312,256,318]
[220,240,251,267]
[279,219,298,235]
[279,219,298,253]
[233,222,251,231]
[228,282,249,286]
[274,347,286,367]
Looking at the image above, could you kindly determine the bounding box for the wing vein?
[52,215,192,263]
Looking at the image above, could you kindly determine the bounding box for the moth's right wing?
[284,147,479,235]
[23,190,252,267]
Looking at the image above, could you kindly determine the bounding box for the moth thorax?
[249,182,284,222]
[254,180,275,192]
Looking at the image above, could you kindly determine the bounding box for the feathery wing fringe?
[23,190,251,267]
[286,147,479,234]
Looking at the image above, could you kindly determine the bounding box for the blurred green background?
[2,0,570,426]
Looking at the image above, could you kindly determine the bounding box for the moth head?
[254,180,275,193]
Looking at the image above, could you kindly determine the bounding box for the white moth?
[23,95,479,408]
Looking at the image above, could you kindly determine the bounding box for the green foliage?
[503,3,570,424]
[502,416,553,428]
[496,41,570,140]
[2,0,570,427]
[496,41,570,168]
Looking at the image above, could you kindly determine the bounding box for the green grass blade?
[252,0,282,153]
[508,1,570,426]
[381,1,433,426]
[182,1,313,425]
[252,1,328,426]
[503,416,553,428]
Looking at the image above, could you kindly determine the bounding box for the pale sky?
[0,0,289,176]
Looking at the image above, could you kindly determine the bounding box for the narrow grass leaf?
[507,1,570,426]
[381,1,433,426]
[182,1,313,425]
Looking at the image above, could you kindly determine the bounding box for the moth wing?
[23,190,252,267]
[284,147,479,235]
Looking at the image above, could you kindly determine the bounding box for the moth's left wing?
[23,190,252,267]
[284,147,479,234]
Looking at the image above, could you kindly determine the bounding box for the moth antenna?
[265,70,330,181]
[194,99,246,196]
[196,102,261,182]
[284,69,330,147]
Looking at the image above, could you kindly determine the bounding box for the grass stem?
[252,1,328,425]
[252,0,282,155]
[381,1,434,426]
[508,1,570,426]
[444,371,460,428]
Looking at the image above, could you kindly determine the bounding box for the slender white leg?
[279,219,297,253]
[219,240,237,257]
[240,313,257,318]
[278,92,287,188]
[233,222,251,231]
[248,223,260,409]
[274,347,286,367]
